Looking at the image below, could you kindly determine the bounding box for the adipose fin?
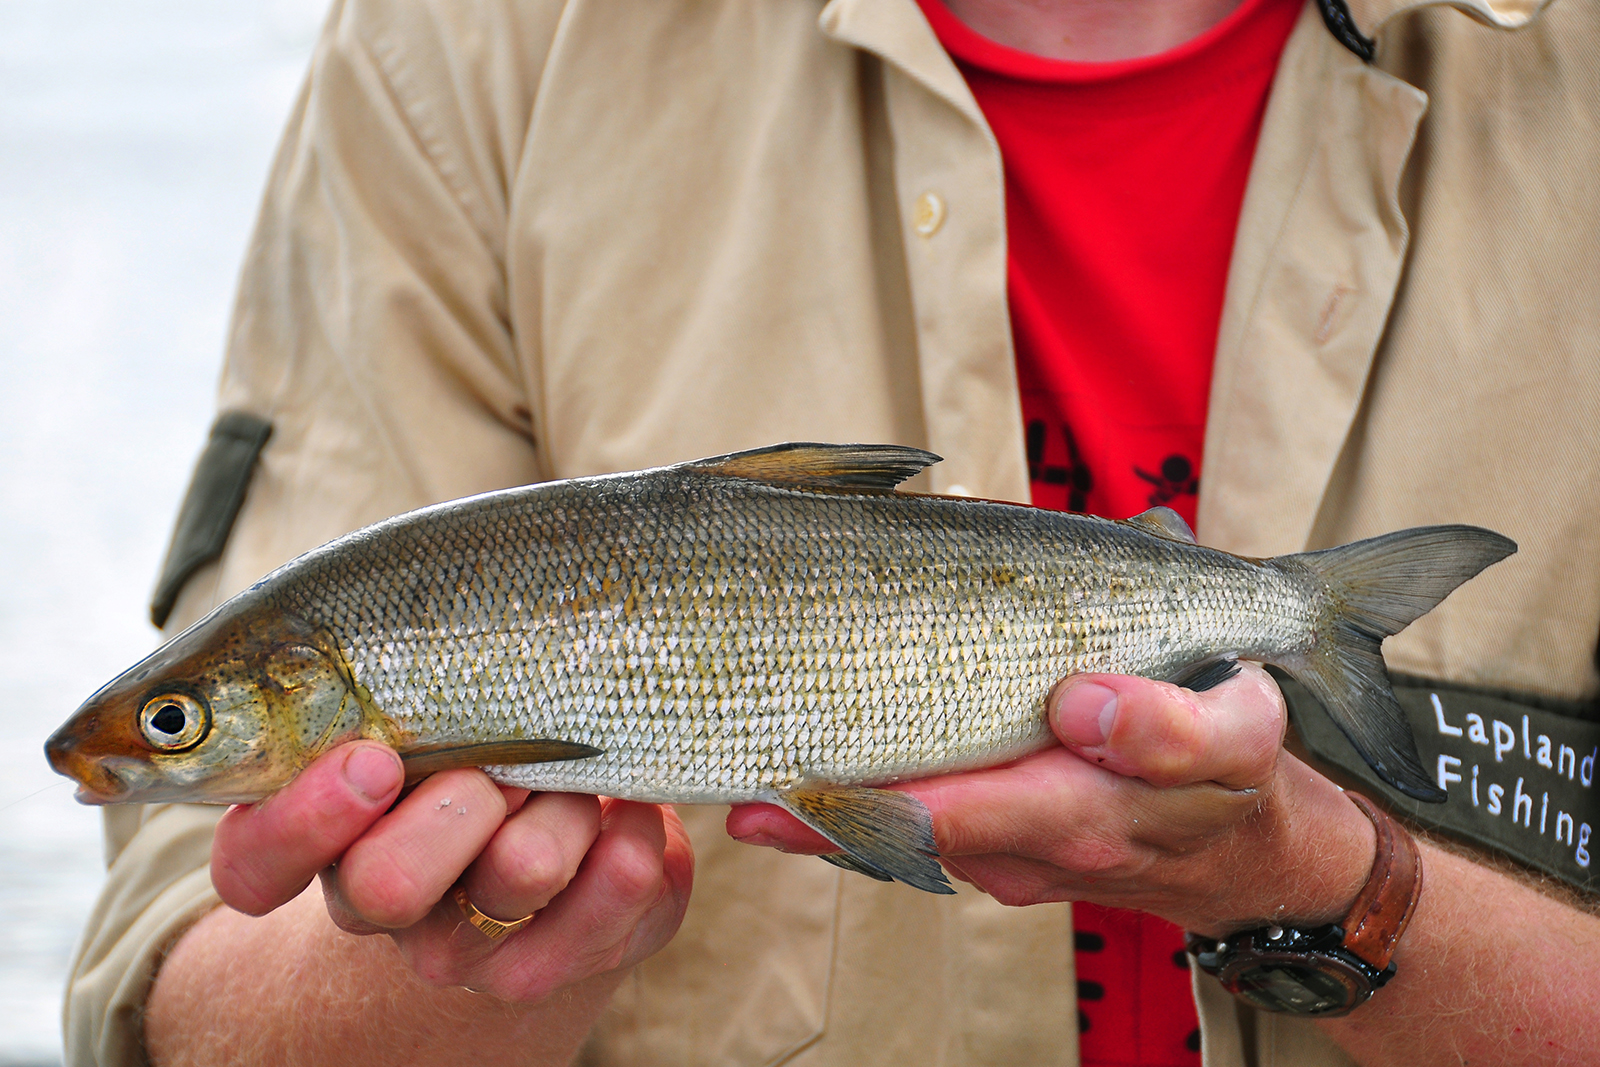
[1117,506,1198,544]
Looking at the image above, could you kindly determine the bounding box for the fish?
[46,442,1515,894]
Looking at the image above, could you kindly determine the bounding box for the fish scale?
[263,466,1278,803]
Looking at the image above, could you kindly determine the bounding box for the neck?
[937,0,1248,61]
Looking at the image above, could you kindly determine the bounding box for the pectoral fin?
[775,785,954,895]
[400,739,603,784]
[1164,655,1241,693]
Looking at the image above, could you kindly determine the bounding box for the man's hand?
[726,663,1375,935]
[210,743,693,1003]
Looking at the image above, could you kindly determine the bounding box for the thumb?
[1049,666,1285,790]
[212,742,402,915]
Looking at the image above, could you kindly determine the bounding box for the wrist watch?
[1186,793,1424,1017]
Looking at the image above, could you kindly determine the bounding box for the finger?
[898,748,1256,911]
[724,802,836,854]
[905,746,1111,861]
[334,769,507,929]
[939,851,1083,907]
[621,802,695,968]
[405,800,691,1000]
[497,785,533,817]
[1049,663,1285,790]
[460,792,601,922]
[508,798,669,979]
[317,866,387,935]
[212,742,403,916]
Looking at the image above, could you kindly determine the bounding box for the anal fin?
[775,785,954,895]
[400,739,603,785]
[1165,655,1241,693]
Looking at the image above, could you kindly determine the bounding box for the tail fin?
[1275,525,1516,802]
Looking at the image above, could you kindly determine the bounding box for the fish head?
[46,602,381,806]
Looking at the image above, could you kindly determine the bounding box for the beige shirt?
[65,0,1599,1063]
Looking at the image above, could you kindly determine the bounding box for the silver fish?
[46,443,1515,893]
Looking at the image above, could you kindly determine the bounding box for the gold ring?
[453,885,536,941]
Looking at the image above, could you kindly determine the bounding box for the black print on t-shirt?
[1134,454,1198,507]
[1026,419,1093,512]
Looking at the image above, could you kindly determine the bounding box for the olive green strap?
[149,411,272,627]
[1279,669,1600,895]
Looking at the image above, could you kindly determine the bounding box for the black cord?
[1316,0,1377,62]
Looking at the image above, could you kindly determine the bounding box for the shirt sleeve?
[62,0,563,1061]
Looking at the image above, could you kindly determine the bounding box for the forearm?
[1319,842,1600,1067]
[145,885,620,1067]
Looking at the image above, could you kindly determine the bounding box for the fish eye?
[138,692,211,752]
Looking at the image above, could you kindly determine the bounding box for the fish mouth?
[45,720,131,804]
[58,755,129,805]
[72,781,126,806]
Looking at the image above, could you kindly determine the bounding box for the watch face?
[1220,954,1367,1016]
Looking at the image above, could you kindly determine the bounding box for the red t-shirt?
[916,0,1300,1063]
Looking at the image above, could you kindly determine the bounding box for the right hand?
[209,741,694,1003]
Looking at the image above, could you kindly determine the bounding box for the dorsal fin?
[1117,506,1198,543]
[683,443,941,492]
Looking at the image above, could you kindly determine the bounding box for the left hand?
[727,663,1377,936]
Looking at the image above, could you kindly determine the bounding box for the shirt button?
[913,192,946,237]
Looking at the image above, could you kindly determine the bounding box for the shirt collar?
[822,0,1557,75]
[1349,0,1553,34]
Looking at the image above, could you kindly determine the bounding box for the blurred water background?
[0,2,321,1061]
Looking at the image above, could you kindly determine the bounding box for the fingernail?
[342,745,400,802]
[1053,682,1118,747]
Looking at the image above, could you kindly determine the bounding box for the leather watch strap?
[1341,793,1424,970]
